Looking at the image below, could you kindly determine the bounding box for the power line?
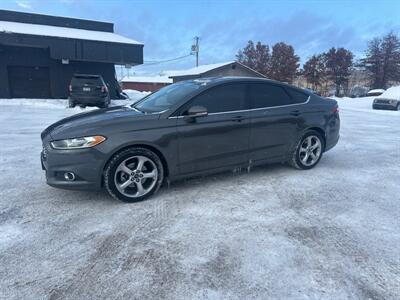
[139,54,192,66]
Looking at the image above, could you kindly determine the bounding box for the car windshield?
[133,81,202,113]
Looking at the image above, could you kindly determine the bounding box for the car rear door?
[175,83,250,175]
[248,83,308,162]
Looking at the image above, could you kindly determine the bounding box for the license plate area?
[83,87,91,92]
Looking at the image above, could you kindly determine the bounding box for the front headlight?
[50,136,106,150]
[389,100,397,104]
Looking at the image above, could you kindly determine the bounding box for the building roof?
[167,61,265,78]
[0,20,141,45]
[121,76,172,84]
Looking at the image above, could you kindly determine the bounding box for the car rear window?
[250,83,293,108]
[286,88,309,104]
[71,75,103,86]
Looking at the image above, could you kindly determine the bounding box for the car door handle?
[290,110,301,116]
[231,115,245,122]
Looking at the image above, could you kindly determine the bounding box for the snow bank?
[0,98,138,111]
[377,86,400,100]
[121,76,172,84]
[122,89,150,99]
[332,96,400,115]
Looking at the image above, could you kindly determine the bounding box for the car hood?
[41,105,159,140]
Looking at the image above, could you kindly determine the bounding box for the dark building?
[168,61,265,83]
[0,10,143,99]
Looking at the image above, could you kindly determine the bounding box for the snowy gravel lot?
[0,97,399,299]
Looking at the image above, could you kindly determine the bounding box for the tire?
[68,99,75,108]
[104,147,164,202]
[289,130,324,170]
[99,97,110,109]
[397,103,400,111]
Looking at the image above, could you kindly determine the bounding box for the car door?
[249,83,306,162]
[175,83,250,175]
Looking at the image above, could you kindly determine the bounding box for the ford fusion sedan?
[41,77,340,202]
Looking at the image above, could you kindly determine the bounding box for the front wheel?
[104,148,164,202]
[289,131,324,170]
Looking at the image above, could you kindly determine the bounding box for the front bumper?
[372,103,398,110]
[41,144,105,190]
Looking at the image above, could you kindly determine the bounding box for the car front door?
[249,83,308,162]
[175,83,250,175]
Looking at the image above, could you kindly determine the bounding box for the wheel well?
[103,144,169,179]
[307,127,326,149]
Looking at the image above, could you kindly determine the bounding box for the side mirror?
[185,105,208,118]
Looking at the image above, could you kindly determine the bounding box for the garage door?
[8,66,51,98]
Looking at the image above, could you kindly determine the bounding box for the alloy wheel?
[114,155,158,198]
[299,135,322,167]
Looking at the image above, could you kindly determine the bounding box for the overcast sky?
[2,0,400,75]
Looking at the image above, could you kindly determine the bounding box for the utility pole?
[191,36,199,67]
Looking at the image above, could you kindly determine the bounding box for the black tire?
[68,99,75,108]
[289,130,324,170]
[99,97,110,109]
[104,147,164,202]
[397,103,400,111]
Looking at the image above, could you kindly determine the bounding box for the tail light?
[68,84,72,93]
[331,105,339,113]
[101,85,108,93]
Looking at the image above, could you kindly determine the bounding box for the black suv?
[68,74,111,108]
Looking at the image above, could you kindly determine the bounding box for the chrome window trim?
[167,96,310,119]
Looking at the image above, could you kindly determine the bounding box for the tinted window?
[71,75,103,86]
[286,88,309,103]
[185,84,247,114]
[250,83,292,108]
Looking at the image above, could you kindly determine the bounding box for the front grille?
[375,98,391,104]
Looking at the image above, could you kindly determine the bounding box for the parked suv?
[68,74,111,108]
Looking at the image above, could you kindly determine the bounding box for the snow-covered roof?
[168,61,236,77]
[0,20,142,45]
[367,89,385,94]
[377,86,400,100]
[121,76,172,84]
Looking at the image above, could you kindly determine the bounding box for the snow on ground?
[0,91,149,111]
[0,97,399,299]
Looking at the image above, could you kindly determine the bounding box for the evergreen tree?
[360,32,400,88]
[325,47,353,96]
[269,42,299,83]
[236,41,270,76]
[302,54,327,92]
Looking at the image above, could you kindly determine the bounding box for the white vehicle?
[367,89,385,97]
[372,86,400,110]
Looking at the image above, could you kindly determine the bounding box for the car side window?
[286,88,309,104]
[250,83,293,108]
[183,83,247,114]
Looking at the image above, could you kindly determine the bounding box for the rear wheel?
[68,99,75,108]
[289,131,324,170]
[104,148,164,202]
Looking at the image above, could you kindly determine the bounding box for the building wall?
[0,44,121,99]
[122,82,169,92]
[172,63,264,83]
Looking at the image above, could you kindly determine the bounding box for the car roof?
[187,77,312,95]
